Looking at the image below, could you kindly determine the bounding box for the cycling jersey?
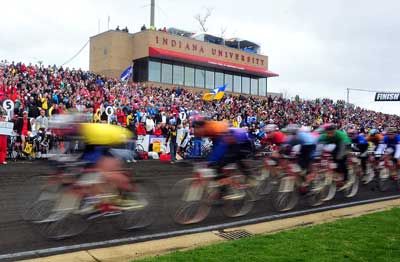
[207,128,251,164]
[367,134,383,147]
[263,131,286,145]
[375,134,400,159]
[319,130,351,160]
[351,134,368,145]
[286,131,318,146]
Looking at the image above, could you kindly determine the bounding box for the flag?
[202,84,226,101]
[120,65,133,81]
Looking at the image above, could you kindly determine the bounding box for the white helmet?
[264,124,278,133]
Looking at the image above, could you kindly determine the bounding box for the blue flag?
[120,65,133,81]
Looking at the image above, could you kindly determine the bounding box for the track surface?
[0,161,399,262]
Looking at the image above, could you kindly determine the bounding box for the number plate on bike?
[184,185,204,202]
[279,177,295,192]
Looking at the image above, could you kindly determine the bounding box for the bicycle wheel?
[272,176,299,212]
[343,168,360,198]
[320,173,337,202]
[377,168,391,192]
[113,180,161,230]
[250,166,276,198]
[34,212,89,240]
[222,186,255,218]
[169,178,211,225]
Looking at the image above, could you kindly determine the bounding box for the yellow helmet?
[80,123,132,145]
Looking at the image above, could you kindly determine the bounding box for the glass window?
[173,64,184,85]
[148,60,161,82]
[195,67,205,88]
[205,70,215,89]
[251,78,258,95]
[224,73,233,92]
[184,66,195,87]
[161,62,173,84]
[233,74,241,93]
[259,78,267,96]
[242,76,250,94]
[215,72,224,88]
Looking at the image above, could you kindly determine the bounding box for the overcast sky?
[1,0,399,115]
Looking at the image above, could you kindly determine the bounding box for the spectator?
[35,109,49,131]
[0,112,7,164]
[167,124,178,164]
[116,26,120,31]
[141,24,146,31]
[14,111,31,151]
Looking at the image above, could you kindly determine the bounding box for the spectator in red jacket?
[0,113,8,164]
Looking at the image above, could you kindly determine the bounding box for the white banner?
[0,121,14,136]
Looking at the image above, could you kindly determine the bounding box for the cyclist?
[375,127,400,165]
[262,124,286,149]
[318,124,353,191]
[366,128,383,150]
[48,115,139,216]
[192,117,253,200]
[347,129,370,182]
[283,124,317,174]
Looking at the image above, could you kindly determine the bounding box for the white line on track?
[1,195,399,261]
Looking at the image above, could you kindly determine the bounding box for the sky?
[0,0,399,115]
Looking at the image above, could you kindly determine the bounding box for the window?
[233,74,241,93]
[215,72,224,88]
[148,60,161,82]
[195,67,205,88]
[161,62,173,84]
[184,66,195,87]
[224,73,233,92]
[205,70,215,89]
[251,78,258,95]
[259,78,267,96]
[242,76,250,94]
[173,64,184,85]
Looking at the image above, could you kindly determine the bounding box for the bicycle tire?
[113,180,161,230]
[169,178,211,225]
[377,168,391,192]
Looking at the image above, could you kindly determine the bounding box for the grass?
[137,208,400,262]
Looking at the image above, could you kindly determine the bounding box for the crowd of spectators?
[1,60,399,139]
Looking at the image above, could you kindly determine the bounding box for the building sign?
[154,35,266,68]
[375,92,400,102]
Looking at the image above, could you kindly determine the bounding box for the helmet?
[203,121,229,136]
[264,124,278,133]
[386,127,398,135]
[368,129,378,136]
[300,126,312,132]
[286,124,300,135]
[190,114,206,128]
[323,123,337,131]
[347,129,357,135]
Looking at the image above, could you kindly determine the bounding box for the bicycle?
[271,154,326,212]
[169,163,255,225]
[19,155,160,239]
[374,148,400,192]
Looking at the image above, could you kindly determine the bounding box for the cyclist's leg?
[358,144,368,174]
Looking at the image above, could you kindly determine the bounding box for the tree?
[194,7,214,32]
[220,26,227,38]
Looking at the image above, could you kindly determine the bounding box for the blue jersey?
[286,131,317,146]
[352,134,368,145]
[207,128,251,163]
[383,135,400,148]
